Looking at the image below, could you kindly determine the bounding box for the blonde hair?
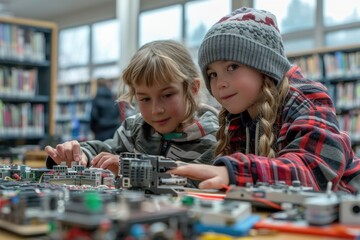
[215,76,290,157]
[120,40,200,130]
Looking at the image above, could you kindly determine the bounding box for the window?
[255,0,360,50]
[59,26,89,67]
[58,67,89,84]
[92,19,120,64]
[139,5,182,47]
[59,19,121,81]
[324,0,360,26]
[254,0,316,34]
[325,28,360,47]
[284,38,314,54]
[185,0,231,48]
[92,64,120,79]
[323,0,360,48]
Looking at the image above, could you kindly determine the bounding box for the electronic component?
[0,162,358,239]
[304,194,340,226]
[190,198,252,226]
[0,184,50,236]
[42,162,116,188]
[339,195,360,225]
[118,152,187,195]
[181,195,259,237]
[0,164,31,180]
[53,190,195,240]
[225,181,322,209]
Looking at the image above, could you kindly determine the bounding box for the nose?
[151,101,165,114]
[216,75,229,89]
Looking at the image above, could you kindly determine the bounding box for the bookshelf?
[55,75,97,142]
[287,44,360,155]
[0,16,57,151]
[55,76,123,142]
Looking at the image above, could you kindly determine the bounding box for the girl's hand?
[169,164,229,189]
[45,140,88,167]
[91,152,120,176]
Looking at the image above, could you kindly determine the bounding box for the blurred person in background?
[90,78,121,141]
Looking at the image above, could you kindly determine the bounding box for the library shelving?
[55,75,129,141]
[0,16,58,152]
[287,44,360,155]
[55,73,96,142]
[55,76,123,142]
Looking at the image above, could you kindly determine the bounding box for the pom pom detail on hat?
[198,7,292,94]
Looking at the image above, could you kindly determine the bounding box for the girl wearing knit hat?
[45,40,219,176]
[170,7,360,194]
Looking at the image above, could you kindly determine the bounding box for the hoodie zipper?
[160,139,170,156]
[160,132,185,156]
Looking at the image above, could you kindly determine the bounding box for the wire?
[253,197,283,210]
[38,172,45,183]
[4,176,15,181]
[220,184,230,192]
[187,192,225,200]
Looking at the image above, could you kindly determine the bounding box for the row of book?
[335,81,360,109]
[289,54,322,80]
[57,83,92,101]
[55,121,93,142]
[55,102,92,121]
[0,101,44,137]
[0,67,38,96]
[290,50,360,80]
[0,23,46,62]
[337,111,360,140]
[324,51,360,78]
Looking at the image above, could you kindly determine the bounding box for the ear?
[191,78,201,96]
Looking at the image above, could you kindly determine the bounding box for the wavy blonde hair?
[120,40,200,130]
[215,75,290,157]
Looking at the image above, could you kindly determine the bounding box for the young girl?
[45,40,219,175]
[169,7,360,194]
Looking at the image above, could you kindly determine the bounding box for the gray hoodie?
[46,104,219,168]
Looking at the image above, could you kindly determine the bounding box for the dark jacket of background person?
[90,80,121,141]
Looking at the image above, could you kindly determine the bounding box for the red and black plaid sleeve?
[214,66,360,194]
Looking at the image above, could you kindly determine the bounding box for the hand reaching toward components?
[91,152,120,176]
[45,140,88,167]
[169,164,229,189]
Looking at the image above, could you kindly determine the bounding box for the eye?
[207,72,217,80]
[138,97,150,102]
[163,93,174,99]
[228,63,239,72]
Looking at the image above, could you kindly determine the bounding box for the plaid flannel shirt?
[214,66,360,194]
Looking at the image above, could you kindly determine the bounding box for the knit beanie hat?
[198,7,292,94]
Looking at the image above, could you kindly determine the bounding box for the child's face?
[207,61,263,118]
[135,81,187,134]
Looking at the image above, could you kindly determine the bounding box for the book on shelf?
[0,66,37,97]
[0,100,44,137]
[0,22,46,62]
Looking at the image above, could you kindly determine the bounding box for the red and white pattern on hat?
[217,7,280,32]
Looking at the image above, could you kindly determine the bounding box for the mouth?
[221,93,237,100]
[154,117,170,125]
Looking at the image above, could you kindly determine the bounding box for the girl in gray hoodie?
[45,40,219,176]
